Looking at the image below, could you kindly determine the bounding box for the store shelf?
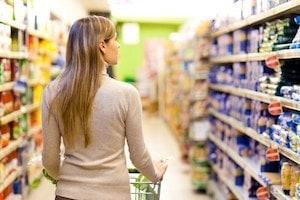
[209,133,280,186]
[27,29,52,40]
[0,137,23,160]
[209,108,300,165]
[211,165,246,200]
[212,0,300,37]
[28,79,40,87]
[209,84,300,111]
[0,51,29,59]
[0,168,22,192]
[1,110,22,125]
[27,126,42,138]
[1,103,40,125]
[271,185,292,200]
[208,180,226,200]
[190,94,208,102]
[193,73,209,80]
[0,125,41,166]
[208,134,267,186]
[25,103,40,113]
[211,49,300,63]
[0,82,15,92]
[0,18,26,30]
[0,80,42,93]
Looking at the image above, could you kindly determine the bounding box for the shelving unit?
[212,0,300,37]
[211,49,300,64]
[0,168,22,193]
[1,103,40,125]
[209,133,280,186]
[0,1,66,197]
[192,72,209,80]
[0,51,29,59]
[209,84,300,111]
[209,108,300,165]
[0,82,15,92]
[211,165,248,200]
[27,126,42,138]
[0,80,44,93]
[27,29,52,40]
[208,180,226,200]
[271,185,292,200]
[0,137,23,160]
[0,125,42,161]
[0,18,26,30]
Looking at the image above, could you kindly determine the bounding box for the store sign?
[122,23,140,45]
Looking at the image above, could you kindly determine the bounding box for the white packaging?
[231,0,243,22]
[1,2,13,21]
[242,0,253,19]
[256,0,262,14]
[14,0,26,23]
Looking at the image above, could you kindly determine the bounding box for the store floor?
[28,114,210,200]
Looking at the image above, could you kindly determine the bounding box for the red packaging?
[266,55,280,70]
[268,101,283,116]
[1,91,14,114]
[30,112,38,127]
[35,132,43,147]
[256,186,270,200]
[13,91,21,111]
[2,59,11,83]
[266,147,280,161]
[10,60,20,81]
[3,185,12,200]
[0,125,10,148]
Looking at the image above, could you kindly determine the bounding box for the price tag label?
[266,54,280,70]
[268,101,283,116]
[256,186,270,200]
[266,147,280,161]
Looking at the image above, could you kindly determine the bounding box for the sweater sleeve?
[125,86,160,182]
[42,87,61,180]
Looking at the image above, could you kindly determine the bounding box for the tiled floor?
[27,114,210,200]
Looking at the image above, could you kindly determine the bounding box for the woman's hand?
[154,160,168,181]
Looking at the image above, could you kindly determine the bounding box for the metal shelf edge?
[212,0,300,37]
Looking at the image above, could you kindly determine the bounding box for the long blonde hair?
[50,16,116,147]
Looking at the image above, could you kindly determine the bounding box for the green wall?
[115,22,180,81]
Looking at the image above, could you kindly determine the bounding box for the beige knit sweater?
[42,75,160,200]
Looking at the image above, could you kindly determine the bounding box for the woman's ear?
[99,41,106,54]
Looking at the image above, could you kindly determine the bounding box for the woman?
[42,16,167,200]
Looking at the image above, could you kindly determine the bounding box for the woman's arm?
[42,87,61,180]
[125,86,161,182]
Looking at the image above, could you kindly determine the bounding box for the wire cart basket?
[129,169,161,200]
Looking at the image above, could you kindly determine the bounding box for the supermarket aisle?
[141,115,210,200]
[28,114,209,200]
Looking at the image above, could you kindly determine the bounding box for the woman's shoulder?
[45,78,59,92]
[106,77,138,95]
[43,79,60,100]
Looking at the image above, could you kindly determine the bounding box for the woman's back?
[42,16,167,200]
[43,76,160,200]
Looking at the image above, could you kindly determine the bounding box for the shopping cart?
[129,168,161,200]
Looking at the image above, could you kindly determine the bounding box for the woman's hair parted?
[50,16,116,147]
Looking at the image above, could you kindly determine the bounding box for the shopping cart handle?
[128,168,140,173]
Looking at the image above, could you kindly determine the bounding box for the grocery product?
[0,125,10,148]
[2,90,14,114]
[281,162,292,194]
